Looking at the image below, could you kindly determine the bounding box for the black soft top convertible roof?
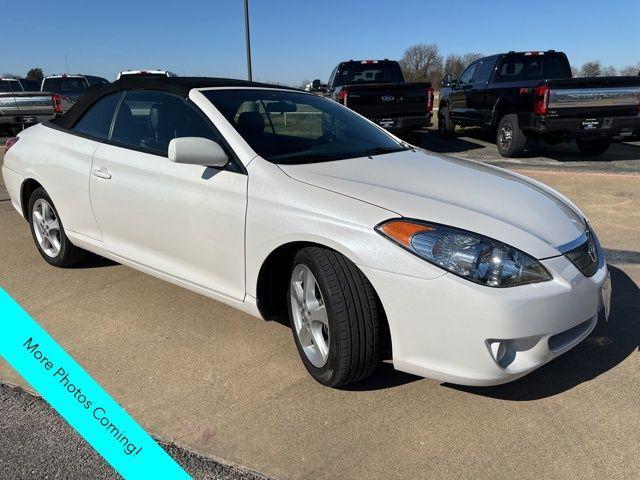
[51,76,300,129]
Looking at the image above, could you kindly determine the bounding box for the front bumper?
[361,255,609,386]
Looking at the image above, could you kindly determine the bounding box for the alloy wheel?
[499,122,513,150]
[32,198,61,258]
[290,264,330,368]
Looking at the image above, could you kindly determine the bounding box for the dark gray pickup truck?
[324,60,433,133]
[438,51,640,157]
[0,79,61,135]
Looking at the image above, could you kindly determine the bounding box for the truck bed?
[0,92,57,133]
[544,76,640,118]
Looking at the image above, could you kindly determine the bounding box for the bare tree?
[1,73,20,79]
[399,44,443,84]
[619,63,640,76]
[442,54,465,79]
[299,79,311,89]
[461,53,484,67]
[580,61,602,77]
[602,65,617,76]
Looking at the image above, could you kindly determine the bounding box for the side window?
[110,90,222,157]
[72,93,122,140]
[459,63,478,85]
[474,59,496,84]
[496,60,524,82]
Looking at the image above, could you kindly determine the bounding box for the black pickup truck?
[438,51,640,157]
[323,60,433,133]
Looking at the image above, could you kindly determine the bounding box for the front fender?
[245,159,446,297]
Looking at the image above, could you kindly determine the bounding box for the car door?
[467,57,497,124]
[89,90,248,300]
[449,62,479,121]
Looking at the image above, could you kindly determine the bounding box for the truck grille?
[564,232,599,277]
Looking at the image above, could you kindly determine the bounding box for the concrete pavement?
[1,141,639,479]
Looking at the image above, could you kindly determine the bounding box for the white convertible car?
[1,77,611,387]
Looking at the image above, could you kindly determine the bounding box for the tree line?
[398,44,640,88]
[1,67,44,81]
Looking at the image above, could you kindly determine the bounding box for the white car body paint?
[1,86,610,386]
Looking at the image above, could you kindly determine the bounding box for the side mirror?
[441,74,452,88]
[311,79,322,91]
[168,137,229,168]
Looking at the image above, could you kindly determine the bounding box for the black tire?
[496,114,527,157]
[437,106,455,138]
[288,247,382,388]
[28,187,86,267]
[576,138,612,157]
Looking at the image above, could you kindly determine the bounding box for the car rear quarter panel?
[5,124,102,240]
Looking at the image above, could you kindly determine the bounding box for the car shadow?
[446,265,639,400]
[402,129,486,154]
[411,126,640,162]
[341,362,421,391]
[68,255,118,269]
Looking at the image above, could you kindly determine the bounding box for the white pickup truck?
[0,79,61,136]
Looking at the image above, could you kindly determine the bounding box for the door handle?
[92,167,111,180]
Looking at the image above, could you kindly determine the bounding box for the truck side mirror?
[311,79,322,91]
[442,74,452,88]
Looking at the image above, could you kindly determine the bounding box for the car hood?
[279,149,586,259]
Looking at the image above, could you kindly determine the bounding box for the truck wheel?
[496,114,527,157]
[28,187,87,267]
[437,107,455,138]
[576,138,612,157]
[288,247,382,388]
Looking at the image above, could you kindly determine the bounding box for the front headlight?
[376,219,551,287]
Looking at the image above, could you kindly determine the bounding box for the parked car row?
[1,69,178,134]
[1,78,62,136]
[312,51,640,157]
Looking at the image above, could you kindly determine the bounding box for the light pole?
[64,52,69,74]
[244,0,252,81]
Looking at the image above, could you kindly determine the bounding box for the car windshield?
[334,62,405,86]
[203,89,407,164]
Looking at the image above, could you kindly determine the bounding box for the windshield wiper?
[274,153,348,164]
[359,146,407,157]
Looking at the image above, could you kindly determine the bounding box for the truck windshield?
[495,54,572,82]
[334,62,405,86]
[203,89,407,164]
[42,77,88,95]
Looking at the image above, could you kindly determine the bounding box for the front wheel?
[28,187,87,267]
[576,138,612,157]
[496,114,527,157]
[288,247,382,388]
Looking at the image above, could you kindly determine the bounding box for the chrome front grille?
[563,231,599,277]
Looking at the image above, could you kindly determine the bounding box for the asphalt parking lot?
[1,131,639,480]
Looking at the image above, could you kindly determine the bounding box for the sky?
[2,0,639,85]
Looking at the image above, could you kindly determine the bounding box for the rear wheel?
[288,247,382,388]
[496,114,527,157]
[28,187,86,267]
[576,138,612,157]
[438,106,455,137]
